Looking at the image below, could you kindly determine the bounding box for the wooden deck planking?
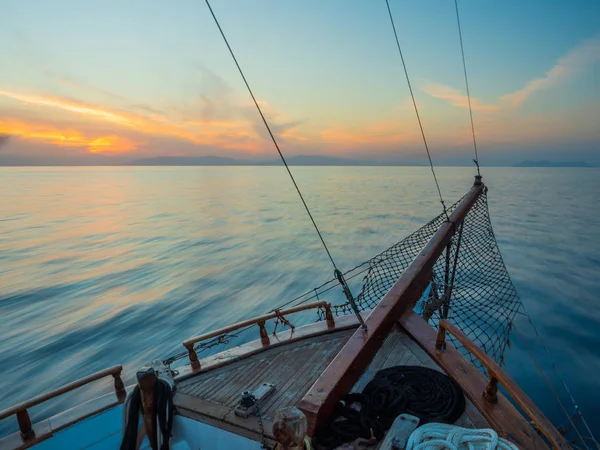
[177,330,354,420]
[261,342,331,414]
[261,333,350,418]
[175,323,490,442]
[351,329,402,394]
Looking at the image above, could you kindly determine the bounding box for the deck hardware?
[234,383,276,418]
[381,414,420,450]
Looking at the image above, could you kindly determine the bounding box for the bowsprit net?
[318,187,521,370]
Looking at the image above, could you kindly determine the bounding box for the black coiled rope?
[314,366,465,450]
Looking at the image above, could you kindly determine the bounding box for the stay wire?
[204,0,367,328]
[511,323,588,447]
[454,0,480,176]
[384,0,448,219]
[203,0,338,272]
[517,303,600,448]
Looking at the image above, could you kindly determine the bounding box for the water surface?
[1,166,599,438]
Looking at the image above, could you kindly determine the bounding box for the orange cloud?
[421,84,500,113]
[0,119,139,153]
[87,136,140,153]
[0,87,303,153]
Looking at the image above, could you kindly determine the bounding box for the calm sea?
[1,166,599,438]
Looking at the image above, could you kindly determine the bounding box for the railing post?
[258,321,271,346]
[185,343,201,370]
[16,409,34,441]
[436,325,447,351]
[112,371,127,402]
[324,304,335,328]
[484,376,499,404]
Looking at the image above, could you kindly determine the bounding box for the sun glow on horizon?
[0,4,598,164]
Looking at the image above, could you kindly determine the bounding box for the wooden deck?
[174,324,487,444]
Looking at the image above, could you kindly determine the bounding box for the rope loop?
[406,423,519,450]
[273,309,295,335]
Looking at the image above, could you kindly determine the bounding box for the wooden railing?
[436,320,569,449]
[183,301,335,370]
[299,180,485,435]
[0,365,125,445]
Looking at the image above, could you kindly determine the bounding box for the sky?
[0,0,599,165]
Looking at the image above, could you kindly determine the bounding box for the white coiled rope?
[406,423,520,450]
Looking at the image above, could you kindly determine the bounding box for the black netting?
[314,187,521,368]
[417,188,521,368]
[172,186,520,372]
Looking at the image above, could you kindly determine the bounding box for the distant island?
[130,156,597,167]
[131,156,240,166]
[0,153,597,167]
[130,155,382,166]
[515,160,592,168]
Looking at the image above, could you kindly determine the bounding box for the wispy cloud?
[58,79,129,104]
[0,78,305,154]
[502,35,600,107]
[320,119,418,151]
[0,89,135,126]
[422,35,600,113]
[421,84,500,113]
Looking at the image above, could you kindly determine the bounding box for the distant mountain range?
[0,154,597,167]
[130,155,383,166]
[131,155,240,166]
[107,155,600,167]
[514,160,592,168]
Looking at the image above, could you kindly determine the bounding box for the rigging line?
[203,0,337,270]
[384,0,448,219]
[453,0,480,176]
[517,303,600,447]
[204,0,366,329]
[511,324,589,447]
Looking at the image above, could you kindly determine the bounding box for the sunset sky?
[0,0,599,165]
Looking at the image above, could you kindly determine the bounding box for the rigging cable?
[203,0,366,328]
[384,0,448,219]
[452,3,597,447]
[454,0,481,176]
[511,323,589,447]
[515,306,600,448]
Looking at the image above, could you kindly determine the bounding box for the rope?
[384,0,448,219]
[453,0,480,176]
[406,423,519,450]
[204,0,366,328]
[314,366,465,450]
[273,309,295,334]
[204,0,336,270]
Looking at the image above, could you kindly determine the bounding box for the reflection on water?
[1,166,599,436]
